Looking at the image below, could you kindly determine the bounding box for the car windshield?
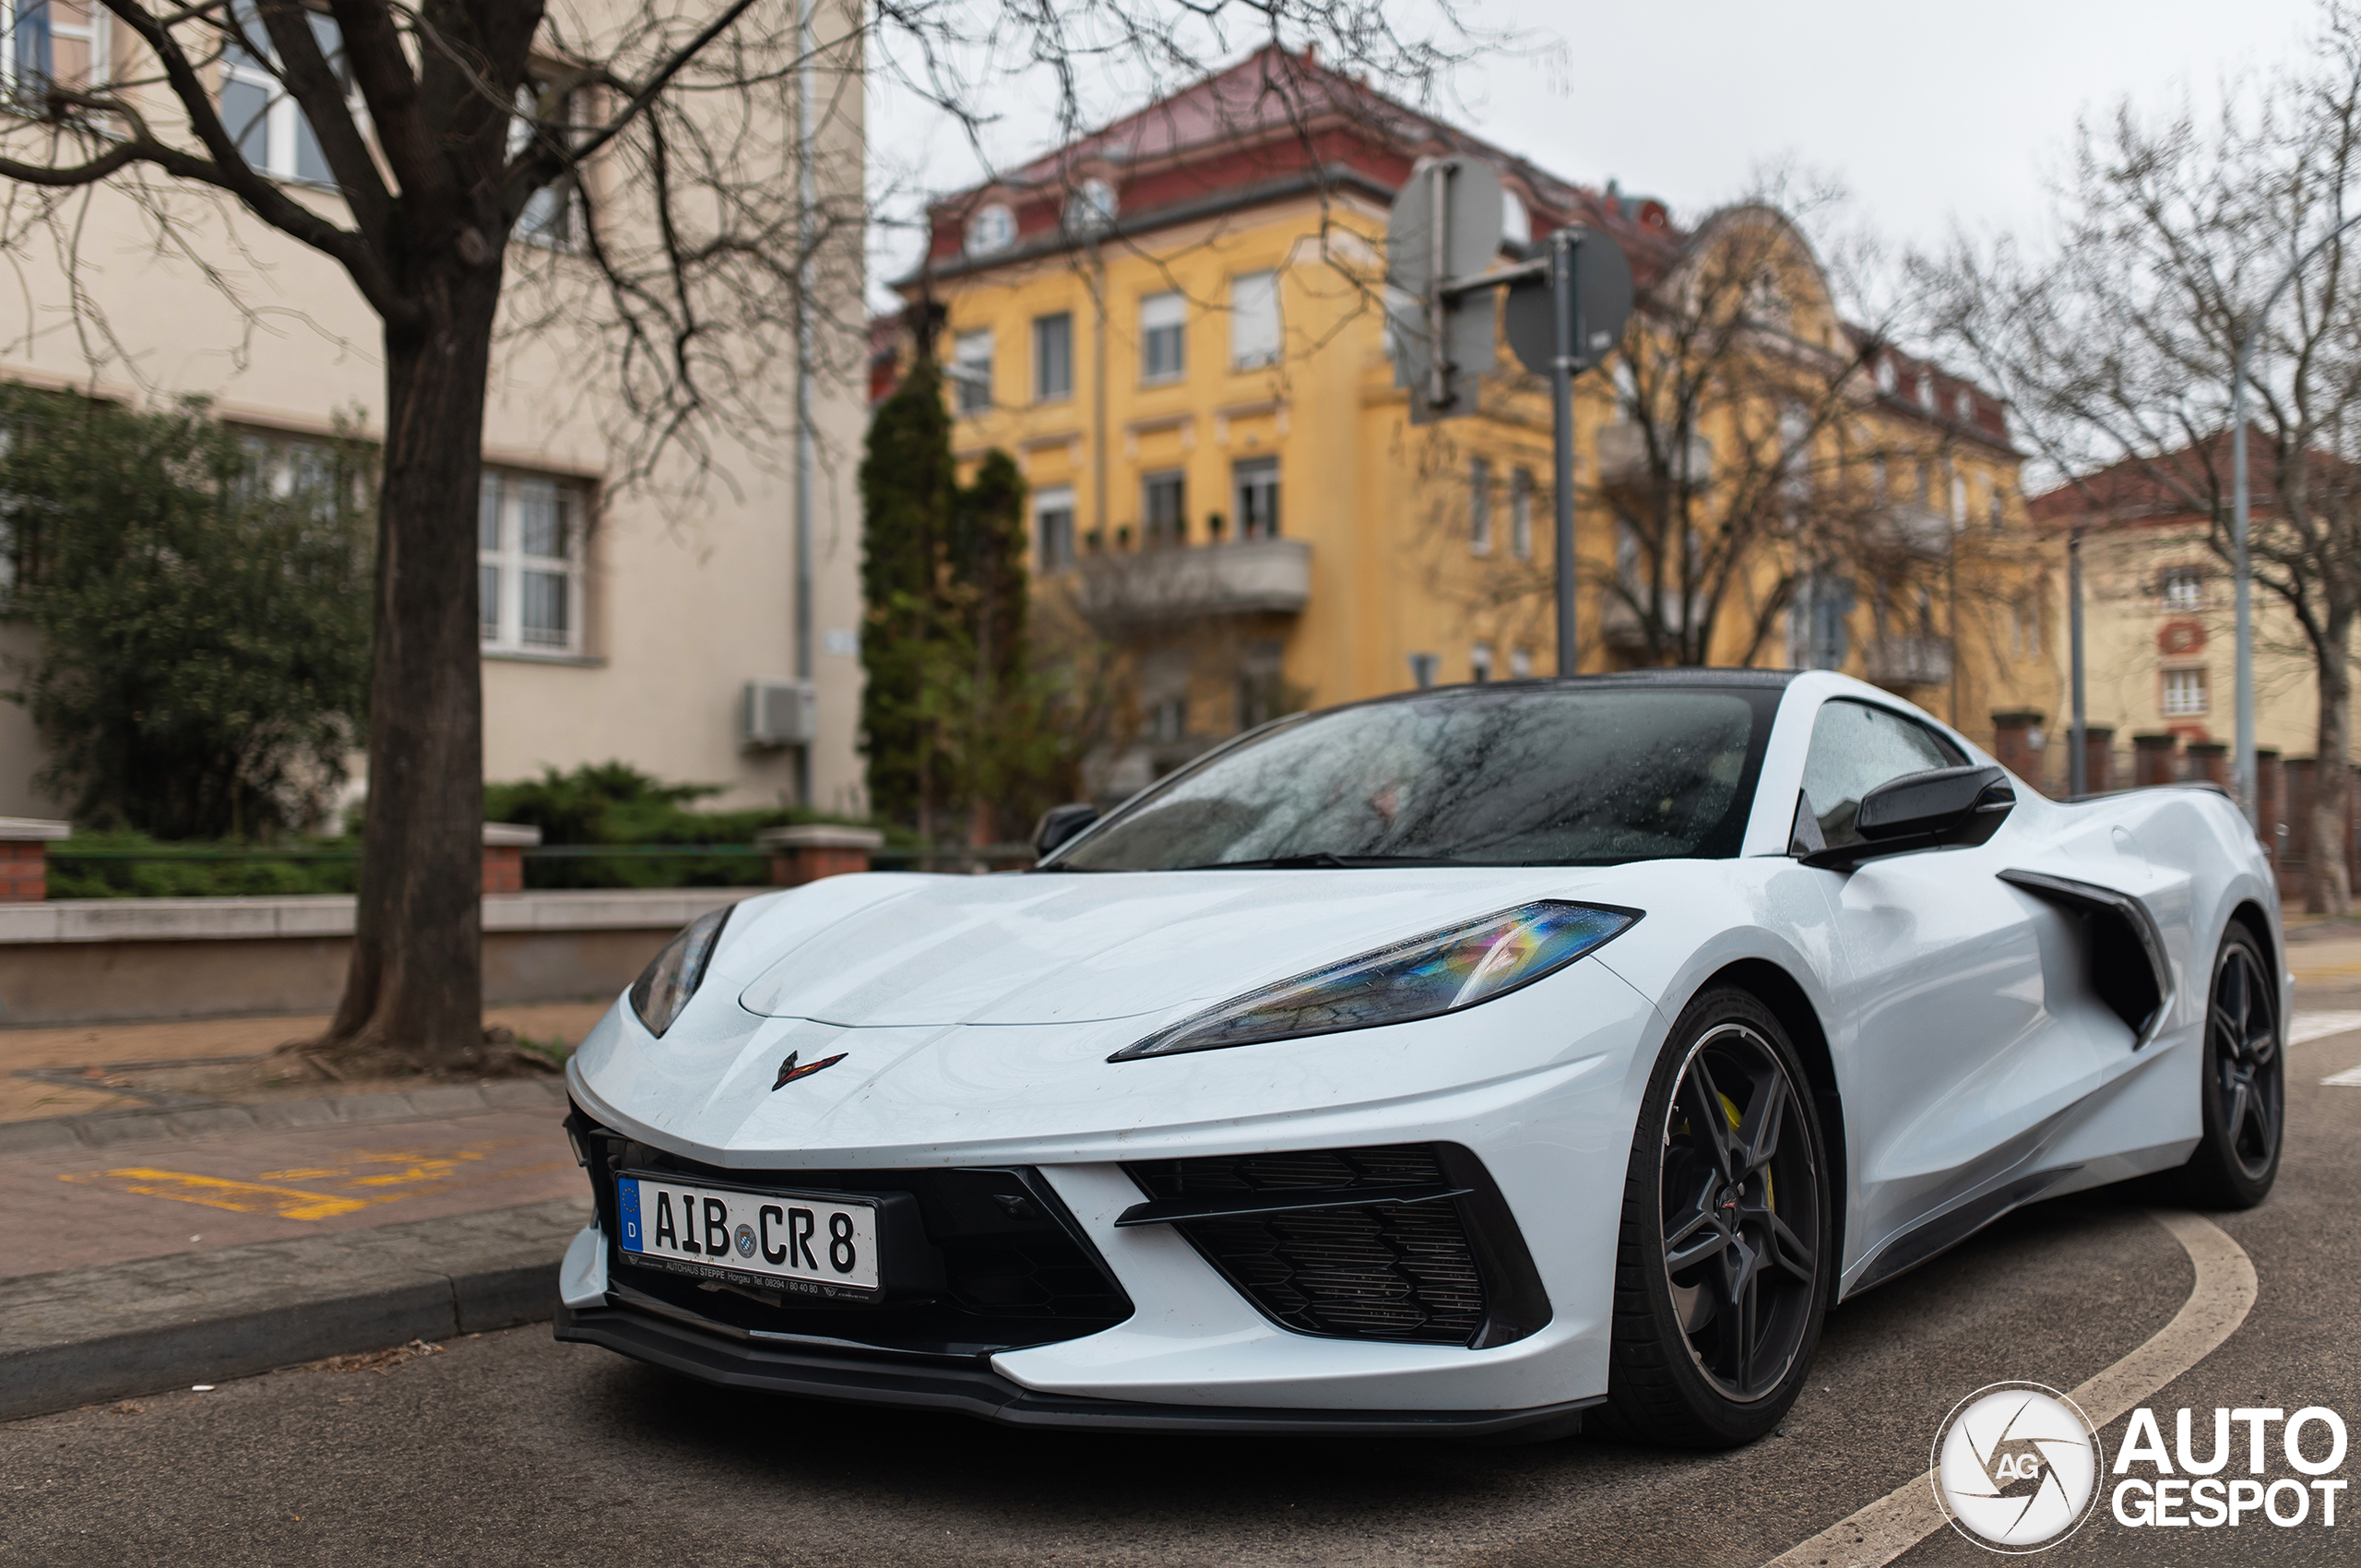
[1052,684,1769,871]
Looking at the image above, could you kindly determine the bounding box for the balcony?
[1596,422,1712,490]
[1863,636,1953,689]
[1076,538,1311,628]
[1878,504,1952,559]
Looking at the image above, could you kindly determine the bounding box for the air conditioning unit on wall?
[741,678,817,749]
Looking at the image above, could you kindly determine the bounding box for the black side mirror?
[1032,802,1100,859]
[1803,765,2014,870]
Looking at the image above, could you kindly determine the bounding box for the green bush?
[45,830,360,899]
[483,761,886,889]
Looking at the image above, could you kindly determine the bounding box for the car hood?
[726,867,1636,1028]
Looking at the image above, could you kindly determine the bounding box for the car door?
[1795,698,2089,1288]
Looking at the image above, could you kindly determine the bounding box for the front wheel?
[2173,924,2284,1209]
[1600,988,1834,1448]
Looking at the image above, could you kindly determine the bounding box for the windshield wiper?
[1170,852,1485,871]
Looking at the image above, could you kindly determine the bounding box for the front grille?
[570,1106,1132,1360]
[1126,1144,1493,1347]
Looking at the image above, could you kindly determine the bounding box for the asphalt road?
[7,1016,2358,1566]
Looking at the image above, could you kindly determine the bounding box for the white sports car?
[555,669,2284,1447]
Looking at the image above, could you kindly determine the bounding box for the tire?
[1599,987,1834,1448]
[2172,923,2284,1209]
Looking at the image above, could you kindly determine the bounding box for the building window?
[965,202,1014,256]
[2163,667,2208,717]
[1143,470,1186,548]
[2012,598,2042,659]
[1469,457,1493,555]
[1916,374,1936,412]
[1510,647,1534,679]
[219,0,347,184]
[509,79,579,245]
[951,328,992,415]
[1950,470,1967,528]
[1064,176,1117,234]
[1875,357,1897,396]
[6,0,109,104]
[1870,456,1888,500]
[1789,572,1853,671]
[1955,389,1975,422]
[1407,652,1440,690]
[1511,468,1535,560]
[1233,457,1279,540]
[1989,489,2006,534]
[2161,566,2205,610]
[1141,291,1185,382]
[481,469,587,655]
[1231,270,1280,368]
[1033,313,1073,403]
[1034,485,1075,572]
[1470,642,1494,683]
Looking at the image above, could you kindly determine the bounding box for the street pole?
[2069,525,2086,797]
[2231,210,2361,824]
[1551,229,1579,676]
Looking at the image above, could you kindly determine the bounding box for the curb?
[0,1195,590,1422]
[0,1075,571,1156]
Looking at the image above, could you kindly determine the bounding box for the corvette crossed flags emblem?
[772,1051,848,1090]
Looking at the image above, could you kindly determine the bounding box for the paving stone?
[404,1087,491,1117]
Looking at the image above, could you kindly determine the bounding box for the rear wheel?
[2174,925,2283,1209]
[1600,988,1833,1448]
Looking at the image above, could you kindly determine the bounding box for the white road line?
[2324,1066,2361,1087]
[1761,1208,2257,1568]
[2289,1011,2361,1046]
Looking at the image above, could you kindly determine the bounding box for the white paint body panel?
[566,671,2283,1414]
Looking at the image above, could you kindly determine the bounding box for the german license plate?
[615,1174,880,1297]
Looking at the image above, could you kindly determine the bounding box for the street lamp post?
[2232,211,2361,823]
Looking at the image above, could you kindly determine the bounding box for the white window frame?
[1141,291,1185,383]
[217,0,350,184]
[1231,270,1280,369]
[1033,312,1073,403]
[509,77,579,248]
[480,468,587,658]
[1511,467,1534,560]
[1142,469,1185,548]
[2161,566,2205,611]
[1509,647,1534,679]
[2163,667,2208,717]
[1233,456,1279,540]
[965,202,1014,256]
[1033,484,1075,573]
[951,328,992,416]
[1470,642,1494,683]
[1468,457,1492,556]
[5,0,109,97]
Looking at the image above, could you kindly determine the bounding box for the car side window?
[1798,699,1966,849]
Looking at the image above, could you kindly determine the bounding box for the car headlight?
[629,905,733,1036]
[1109,899,1638,1062]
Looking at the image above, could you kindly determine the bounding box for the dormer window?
[1954,389,1975,422]
[1916,374,1936,411]
[1875,357,1897,396]
[1501,186,1532,250]
[965,202,1015,256]
[1064,177,1117,234]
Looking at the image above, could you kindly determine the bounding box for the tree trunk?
[310,267,505,1071]
[2310,610,2355,916]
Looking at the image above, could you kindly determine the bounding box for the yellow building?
[894,48,2056,793]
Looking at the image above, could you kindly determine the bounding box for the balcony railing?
[1076,538,1311,627]
[1863,636,1953,688]
[1596,422,1712,489]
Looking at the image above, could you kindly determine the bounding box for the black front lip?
[554,1301,1601,1436]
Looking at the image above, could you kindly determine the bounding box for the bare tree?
[1917,6,2361,910]
[0,0,1485,1071]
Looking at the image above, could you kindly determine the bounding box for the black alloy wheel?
[1602,988,1833,1448]
[2177,924,2283,1208]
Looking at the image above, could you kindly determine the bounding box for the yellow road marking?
[59,1168,370,1221]
[256,1147,492,1187]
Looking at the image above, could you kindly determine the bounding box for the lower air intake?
[1125,1144,1495,1347]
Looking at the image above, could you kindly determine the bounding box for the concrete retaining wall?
[0,888,766,1026]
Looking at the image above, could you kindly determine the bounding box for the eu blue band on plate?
[618,1176,643,1251]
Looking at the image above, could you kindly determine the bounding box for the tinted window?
[1799,699,1965,847]
[1055,687,1770,870]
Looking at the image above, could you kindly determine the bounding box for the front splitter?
[554,1301,1601,1437]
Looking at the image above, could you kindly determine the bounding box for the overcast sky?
[866,0,2329,309]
